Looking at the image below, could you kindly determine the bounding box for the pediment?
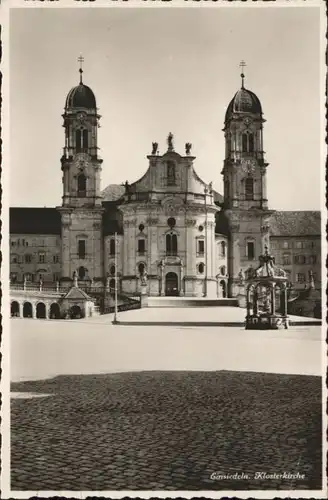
[63,286,91,300]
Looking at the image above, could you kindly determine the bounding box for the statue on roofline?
[185,142,192,155]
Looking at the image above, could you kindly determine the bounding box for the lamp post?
[113,232,119,324]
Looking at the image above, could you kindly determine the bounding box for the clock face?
[74,152,89,169]
[241,159,256,174]
[77,112,86,123]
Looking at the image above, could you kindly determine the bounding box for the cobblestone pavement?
[11,371,322,491]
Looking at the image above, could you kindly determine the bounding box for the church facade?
[9,69,321,298]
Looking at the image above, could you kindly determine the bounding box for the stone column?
[260,167,268,208]
[61,221,71,278]
[179,260,184,296]
[246,286,251,315]
[260,221,271,254]
[160,262,165,296]
[271,284,276,315]
[45,303,50,320]
[227,220,240,297]
[123,220,129,276]
[32,303,36,319]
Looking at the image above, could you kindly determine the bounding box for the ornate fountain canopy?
[252,246,287,282]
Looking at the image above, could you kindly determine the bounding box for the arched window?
[224,180,230,200]
[109,239,116,256]
[248,134,254,152]
[220,266,226,276]
[110,265,115,276]
[78,266,86,280]
[166,233,178,256]
[77,174,87,196]
[76,129,82,152]
[242,132,255,153]
[245,177,254,200]
[198,263,205,274]
[82,129,88,150]
[172,234,177,254]
[242,133,248,152]
[138,239,146,255]
[220,241,226,257]
[167,161,176,186]
[138,262,145,275]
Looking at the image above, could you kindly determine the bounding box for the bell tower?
[222,63,272,296]
[57,57,104,284]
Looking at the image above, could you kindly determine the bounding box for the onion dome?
[65,58,96,110]
[225,67,262,122]
[65,83,96,110]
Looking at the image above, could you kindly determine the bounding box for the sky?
[9,5,322,210]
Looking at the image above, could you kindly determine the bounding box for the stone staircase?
[147,297,238,308]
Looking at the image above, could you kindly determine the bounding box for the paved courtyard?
[9,316,323,491]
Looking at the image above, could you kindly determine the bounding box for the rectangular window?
[295,241,303,249]
[12,255,18,264]
[308,255,317,264]
[53,273,60,282]
[53,255,60,264]
[198,240,205,255]
[297,273,305,283]
[137,239,146,255]
[282,241,290,249]
[294,255,306,265]
[247,241,255,260]
[25,254,32,264]
[282,253,291,266]
[78,240,86,259]
[39,253,45,263]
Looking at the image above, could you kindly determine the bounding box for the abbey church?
[9,68,321,298]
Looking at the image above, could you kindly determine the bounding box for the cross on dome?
[239,60,246,88]
[78,55,84,84]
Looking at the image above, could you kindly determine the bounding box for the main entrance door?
[165,272,179,296]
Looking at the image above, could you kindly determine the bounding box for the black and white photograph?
[1,1,326,497]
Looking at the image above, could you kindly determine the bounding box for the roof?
[102,201,124,236]
[10,208,61,235]
[213,190,223,204]
[269,211,321,237]
[101,184,125,202]
[65,83,96,109]
[225,87,262,122]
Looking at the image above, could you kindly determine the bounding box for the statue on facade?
[238,269,245,285]
[185,142,192,155]
[140,270,148,286]
[208,181,213,193]
[152,142,158,155]
[167,132,174,151]
[73,270,78,287]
